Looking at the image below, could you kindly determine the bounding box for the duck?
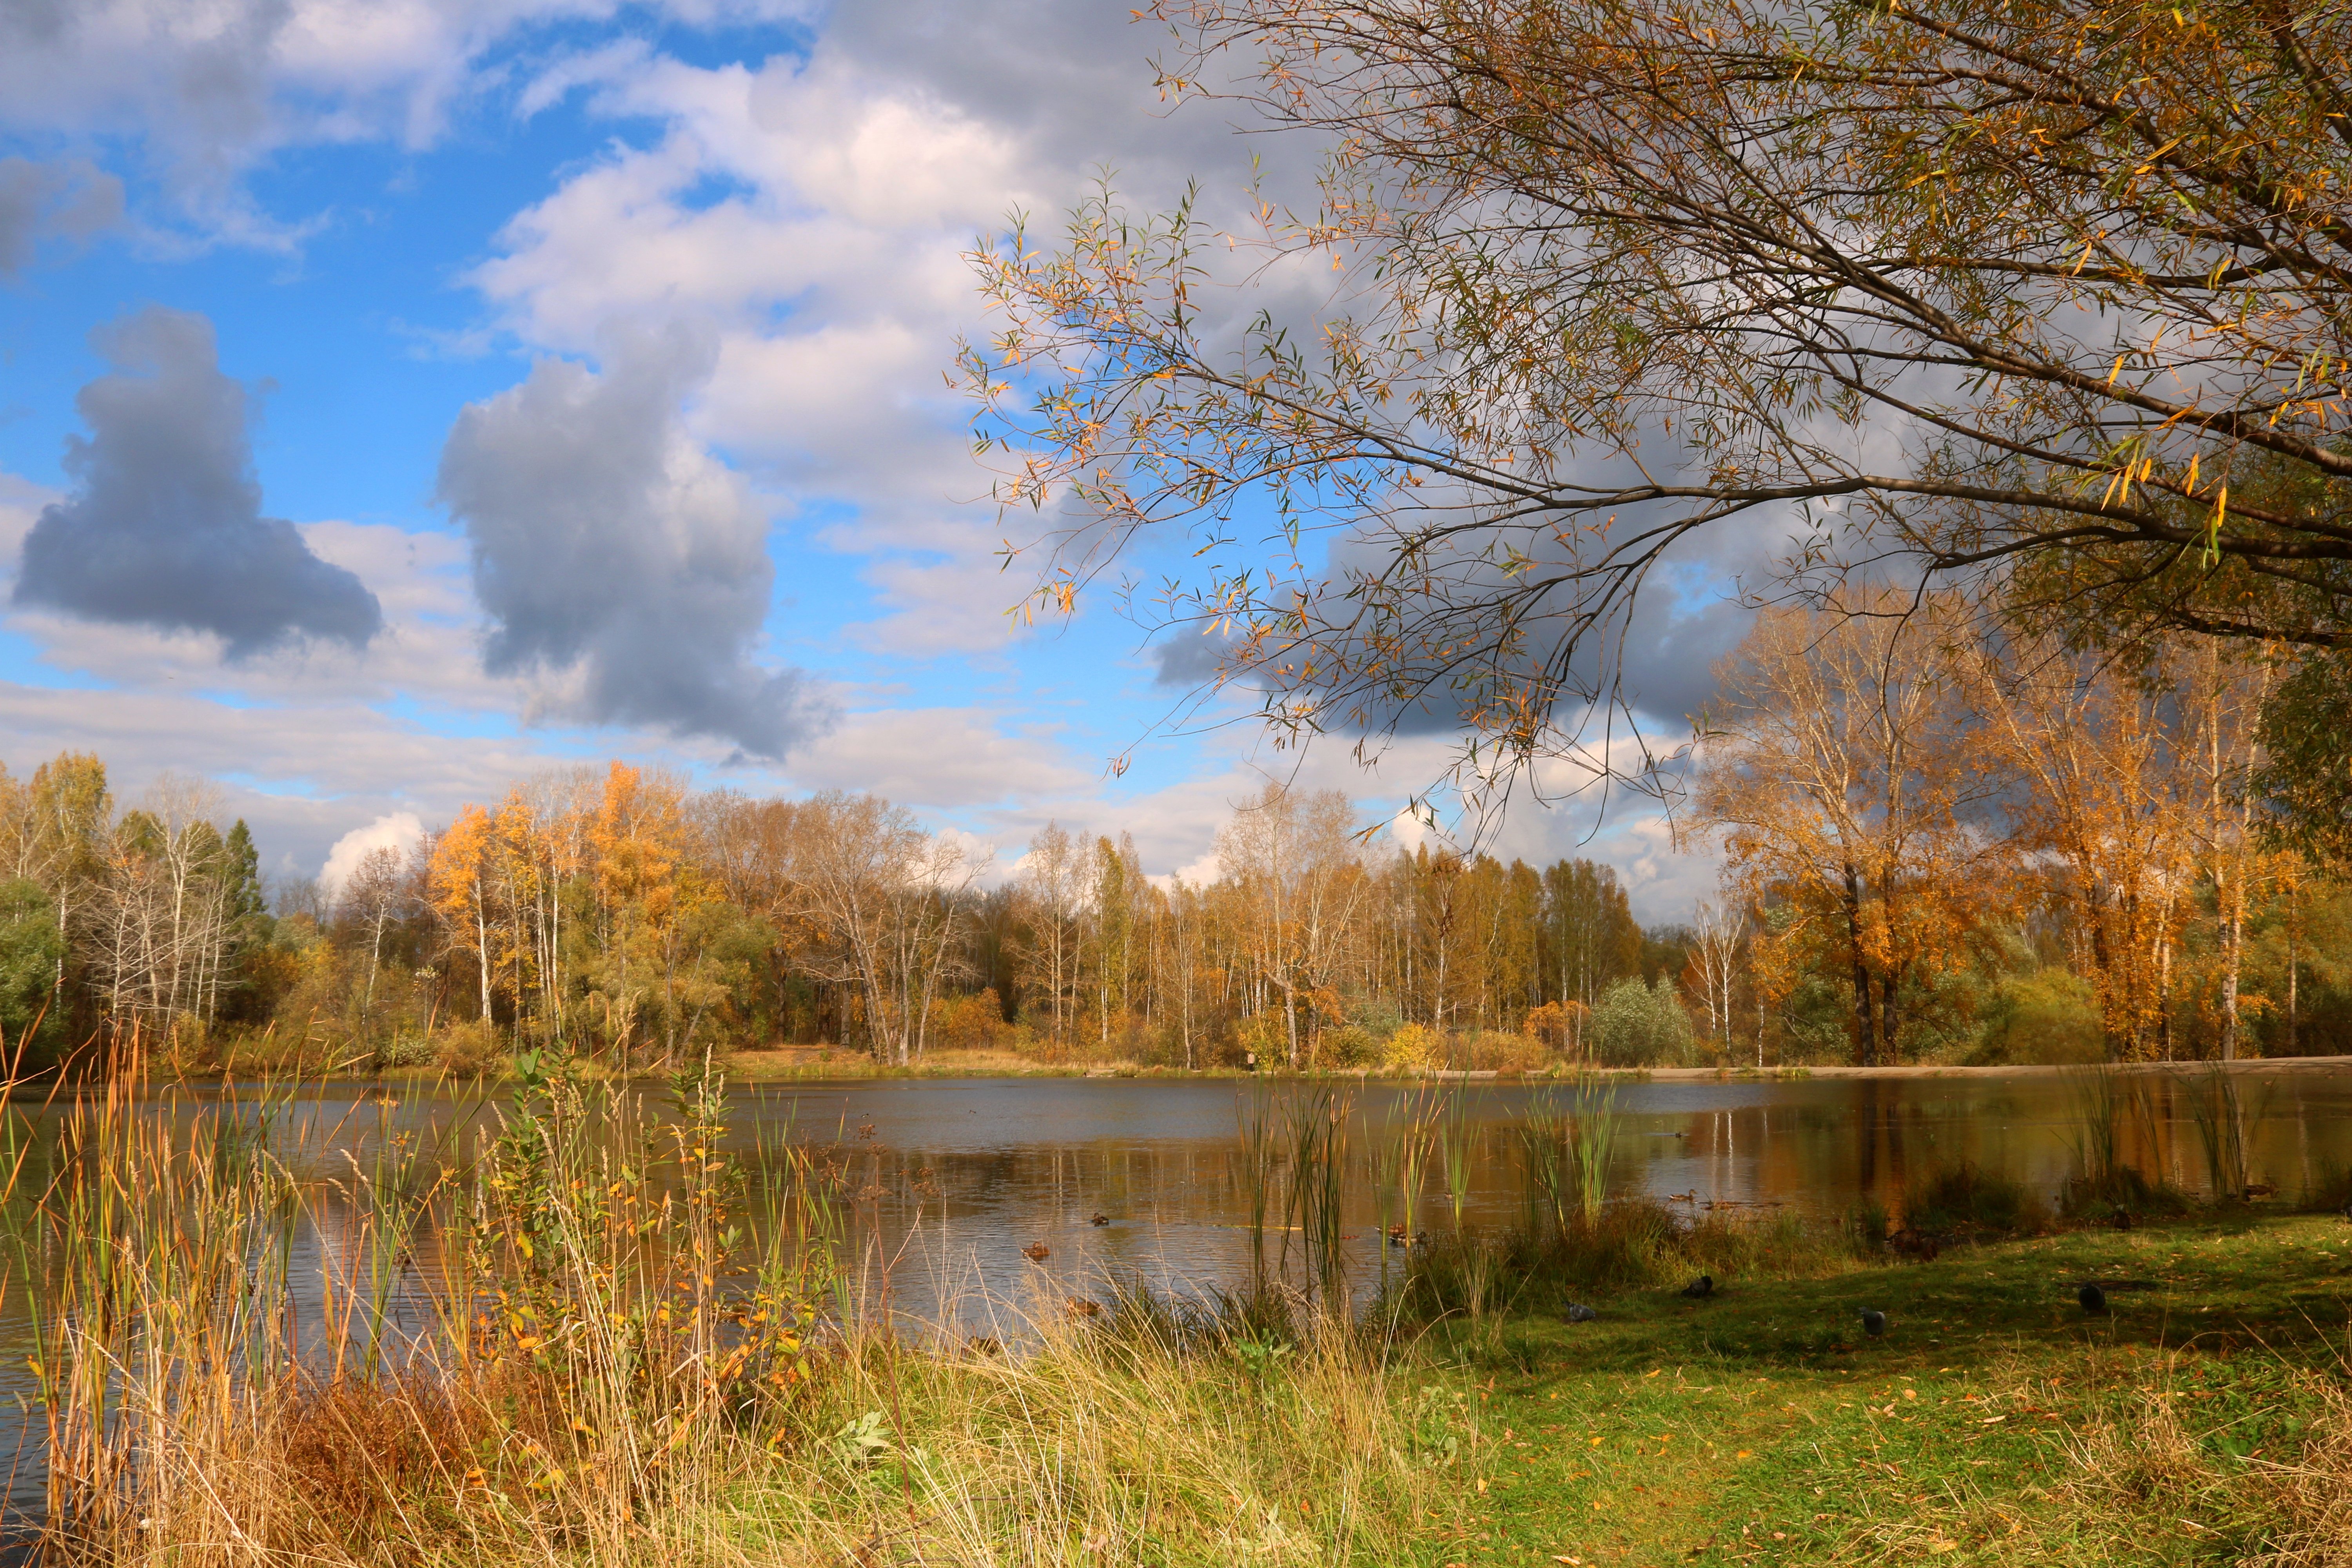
[1860,1308,1887,1338]
[1065,1297,1101,1319]
[965,1336,1002,1356]
[1022,1241,1051,1263]
[1566,1303,1599,1323]
[1680,1274,1715,1299]
[1089,1212,1110,1227]
[2078,1283,2108,1315]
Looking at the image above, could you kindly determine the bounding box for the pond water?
[2,1063,2348,1533]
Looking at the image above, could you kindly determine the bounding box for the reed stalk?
[1567,1073,1622,1223]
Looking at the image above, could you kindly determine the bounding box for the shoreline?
[80,1048,2352,1094]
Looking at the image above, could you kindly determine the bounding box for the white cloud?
[321,810,423,893]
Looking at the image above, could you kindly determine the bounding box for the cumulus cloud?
[13,307,385,656]
[0,156,122,277]
[435,326,828,759]
[321,811,424,893]
[0,0,818,242]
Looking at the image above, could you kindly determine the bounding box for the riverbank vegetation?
[11,1061,2347,1565]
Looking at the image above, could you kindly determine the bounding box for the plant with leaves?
[1696,598,2009,1063]
[965,0,2352,809]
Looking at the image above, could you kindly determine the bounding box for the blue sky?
[0,0,1726,916]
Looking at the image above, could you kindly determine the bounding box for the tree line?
[0,756,1698,1072]
[1694,596,2352,1065]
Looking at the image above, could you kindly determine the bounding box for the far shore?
[43,1046,2347,1093]
[710,1048,2352,1084]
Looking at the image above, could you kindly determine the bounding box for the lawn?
[1425,1214,2352,1566]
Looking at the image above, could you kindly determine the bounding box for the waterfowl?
[2078,1283,2108,1315]
[1680,1275,1715,1299]
[1022,1241,1051,1263]
[1860,1308,1887,1338]
[1565,1303,1599,1323]
[1089,1212,1110,1227]
[965,1336,1002,1356]
[1065,1297,1101,1319]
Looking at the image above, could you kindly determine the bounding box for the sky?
[0,0,1737,918]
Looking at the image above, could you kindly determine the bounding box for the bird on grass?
[1089,1212,1110,1227]
[1680,1275,1715,1299]
[1860,1309,1887,1338]
[1065,1297,1101,1319]
[2079,1283,2108,1315]
[1022,1241,1051,1263]
[1566,1303,1599,1323]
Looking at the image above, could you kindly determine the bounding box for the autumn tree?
[1018,822,1085,1049]
[426,804,497,1027]
[966,0,2352,809]
[1697,601,2008,1064]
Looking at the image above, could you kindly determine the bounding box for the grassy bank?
[1422,1212,2352,1566]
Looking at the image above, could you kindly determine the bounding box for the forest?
[1,600,2343,1075]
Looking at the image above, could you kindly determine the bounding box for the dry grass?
[10,1051,1461,1567]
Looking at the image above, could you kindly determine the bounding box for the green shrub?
[1972,968,2102,1065]
[1589,977,1695,1066]
[0,879,65,1051]
[378,1032,436,1070]
[1319,1024,1378,1068]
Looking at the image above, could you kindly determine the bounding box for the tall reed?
[2059,1063,2176,1214]
[2174,1062,2269,1201]
[1235,1082,1279,1300]
[1566,1072,1622,1224]
[1437,1089,1477,1234]
[1277,1086,1350,1308]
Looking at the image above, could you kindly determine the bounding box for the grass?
[1410,1212,2352,1566]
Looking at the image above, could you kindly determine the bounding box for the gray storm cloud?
[0,156,121,278]
[13,307,383,655]
[435,329,827,760]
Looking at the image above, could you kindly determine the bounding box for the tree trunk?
[1842,863,1876,1067]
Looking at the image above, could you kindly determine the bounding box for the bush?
[1972,968,2102,1064]
[1457,1030,1545,1071]
[0,879,65,1051]
[378,1032,436,1070]
[2300,1162,2352,1214]
[1523,1000,1587,1053]
[432,1018,500,1077]
[1319,1024,1378,1068]
[933,989,1013,1052]
[1383,1022,1441,1071]
[1900,1164,2047,1238]
[1588,977,1695,1066]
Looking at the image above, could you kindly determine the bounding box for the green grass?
[1413,1213,2352,1566]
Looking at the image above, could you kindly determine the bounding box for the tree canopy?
[966,0,2352,806]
